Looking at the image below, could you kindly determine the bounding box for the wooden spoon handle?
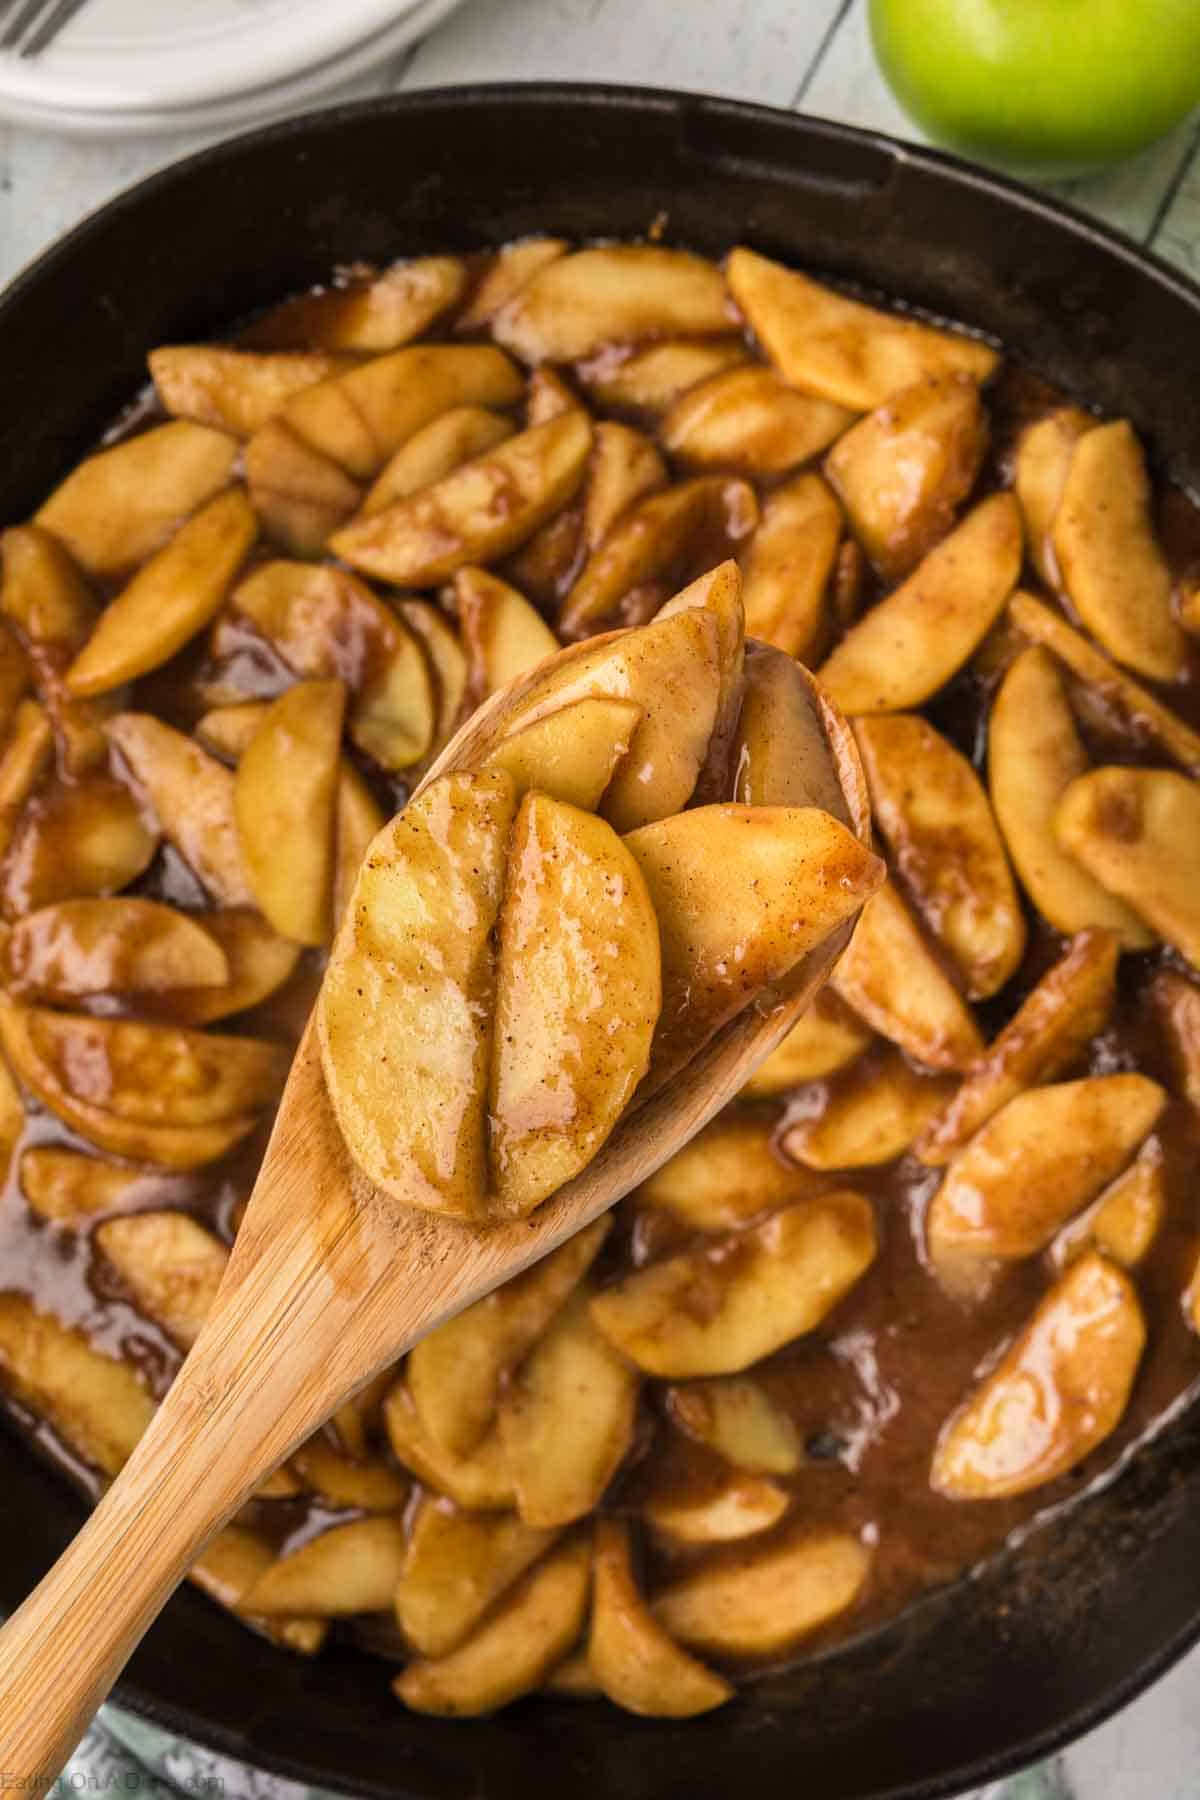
[0,1377,242,1779]
[0,1053,388,1775]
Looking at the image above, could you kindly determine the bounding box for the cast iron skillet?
[2,82,1200,1800]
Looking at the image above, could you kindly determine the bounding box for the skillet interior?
[2,83,1200,1800]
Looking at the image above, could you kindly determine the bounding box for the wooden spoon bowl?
[0,634,873,1778]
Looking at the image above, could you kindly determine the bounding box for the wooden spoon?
[0,642,873,1778]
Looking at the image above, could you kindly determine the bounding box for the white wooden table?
[2,3,1199,1797]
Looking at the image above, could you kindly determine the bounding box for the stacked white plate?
[0,0,467,134]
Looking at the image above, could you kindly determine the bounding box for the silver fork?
[0,0,91,57]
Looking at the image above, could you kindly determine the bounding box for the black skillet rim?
[3,79,1200,1800]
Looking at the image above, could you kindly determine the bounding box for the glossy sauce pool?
[2,350,1200,1682]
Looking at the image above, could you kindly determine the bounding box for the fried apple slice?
[499,1289,639,1526]
[782,1050,953,1170]
[331,411,592,584]
[234,680,345,947]
[637,1113,829,1233]
[19,1149,150,1225]
[188,1525,327,1655]
[1050,1140,1165,1272]
[0,1001,260,1168]
[731,645,850,824]
[1182,582,1200,636]
[456,567,559,702]
[395,1536,591,1717]
[1052,421,1184,681]
[542,1648,601,1697]
[244,420,362,556]
[245,256,466,352]
[149,346,348,437]
[288,1435,408,1512]
[654,561,747,795]
[2,898,227,1001]
[34,422,239,579]
[409,1217,610,1458]
[283,344,523,480]
[591,1193,876,1378]
[231,561,435,771]
[988,645,1152,947]
[916,929,1120,1167]
[582,422,667,552]
[1057,767,1200,966]
[243,1517,407,1617]
[328,763,383,935]
[578,339,750,415]
[494,247,730,364]
[824,375,986,579]
[0,620,29,733]
[0,700,52,865]
[666,1377,801,1475]
[643,1472,789,1547]
[663,365,853,476]
[1148,969,1200,1111]
[0,1052,23,1187]
[1013,406,1095,586]
[933,1253,1144,1499]
[727,248,997,409]
[525,367,580,426]
[384,1381,515,1510]
[457,237,569,331]
[926,1074,1165,1294]
[626,805,882,1092]
[319,769,515,1218]
[497,607,722,837]
[6,1003,288,1128]
[396,1498,559,1657]
[737,471,842,661]
[1,526,118,776]
[490,794,660,1216]
[741,992,871,1098]
[831,880,984,1072]
[2,774,158,919]
[163,909,302,1028]
[66,489,257,699]
[855,712,1025,998]
[817,493,1021,713]
[96,1211,228,1350]
[654,1526,871,1658]
[559,475,757,639]
[590,1519,733,1717]
[0,1294,152,1478]
[396,599,467,749]
[1010,592,1200,775]
[362,406,516,515]
[479,697,641,811]
[106,713,252,906]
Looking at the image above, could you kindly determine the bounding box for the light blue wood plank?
[0,52,410,290]
[1149,130,1200,278]
[799,0,1199,247]
[401,0,848,108]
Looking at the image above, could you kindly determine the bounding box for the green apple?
[869,0,1200,174]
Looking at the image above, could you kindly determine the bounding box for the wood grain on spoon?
[0,643,875,1780]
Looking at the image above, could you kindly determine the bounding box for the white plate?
[0,0,465,134]
[0,0,461,115]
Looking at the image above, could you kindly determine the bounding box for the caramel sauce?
[3,294,1200,1685]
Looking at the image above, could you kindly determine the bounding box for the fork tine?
[0,0,48,50]
[1,0,84,53]
[19,0,89,53]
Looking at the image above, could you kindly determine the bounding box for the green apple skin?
[869,0,1200,174]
